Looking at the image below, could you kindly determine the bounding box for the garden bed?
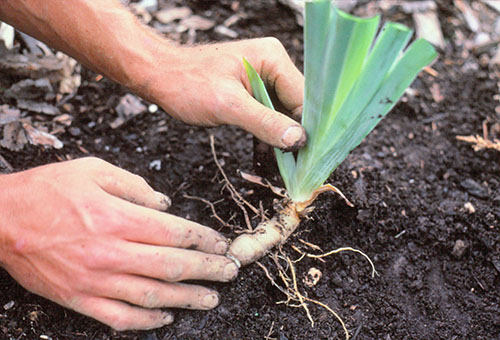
[1,1,499,339]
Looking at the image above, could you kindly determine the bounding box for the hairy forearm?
[0,0,178,94]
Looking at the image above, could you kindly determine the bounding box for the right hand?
[0,157,237,331]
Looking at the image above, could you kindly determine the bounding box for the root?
[307,247,378,278]
[183,194,237,230]
[227,200,301,266]
[257,250,350,340]
[210,135,263,231]
[227,183,355,266]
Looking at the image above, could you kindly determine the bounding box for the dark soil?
[1,1,499,339]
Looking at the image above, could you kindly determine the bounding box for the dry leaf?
[5,78,53,100]
[110,94,146,129]
[22,121,63,149]
[0,105,21,125]
[1,121,28,151]
[17,99,60,115]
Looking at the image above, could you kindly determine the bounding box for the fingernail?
[281,125,306,151]
[214,240,228,255]
[223,262,238,281]
[162,312,174,325]
[201,293,220,309]
[155,191,171,211]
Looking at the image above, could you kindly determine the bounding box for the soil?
[1,1,499,340]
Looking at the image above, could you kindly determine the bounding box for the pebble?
[149,159,162,171]
[452,239,467,258]
[460,179,488,199]
[3,301,14,310]
[148,104,158,113]
[464,202,476,214]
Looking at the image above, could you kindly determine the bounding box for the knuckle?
[108,316,131,331]
[80,156,106,168]
[263,37,285,52]
[133,174,152,192]
[211,86,240,124]
[258,108,278,131]
[82,241,122,270]
[139,289,161,308]
[164,259,183,281]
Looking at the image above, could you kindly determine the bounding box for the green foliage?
[244,0,437,202]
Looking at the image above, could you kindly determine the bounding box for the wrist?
[0,173,15,268]
[121,34,183,102]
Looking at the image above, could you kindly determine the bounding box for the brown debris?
[456,135,500,151]
[429,83,444,103]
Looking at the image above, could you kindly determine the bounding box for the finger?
[113,241,238,283]
[75,296,173,331]
[111,197,229,255]
[259,44,304,120]
[100,274,220,310]
[224,88,306,151]
[95,161,171,211]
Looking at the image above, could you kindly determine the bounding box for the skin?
[0,0,305,331]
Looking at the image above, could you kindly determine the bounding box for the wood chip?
[214,25,238,38]
[430,83,444,103]
[155,6,192,24]
[454,0,480,32]
[413,10,445,49]
[482,0,500,13]
[178,15,215,32]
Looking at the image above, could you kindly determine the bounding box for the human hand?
[0,157,237,330]
[142,38,306,151]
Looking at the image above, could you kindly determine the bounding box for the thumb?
[227,91,307,151]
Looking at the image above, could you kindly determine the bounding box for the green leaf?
[242,3,437,203]
[242,58,295,191]
[293,38,437,201]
